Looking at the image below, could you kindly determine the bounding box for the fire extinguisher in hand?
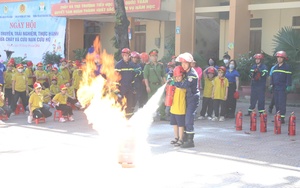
[165,84,176,107]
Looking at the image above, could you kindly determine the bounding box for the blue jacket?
[271,62,292,89]
[115,60,137,93]
[0,63,6,84]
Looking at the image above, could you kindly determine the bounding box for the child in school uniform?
[211,66,229,122]
[0,83,12,122]
[24,61,35,89]
[60,59,71,82]
[65,80,81,108]
[169,66,186,147]
[198,67,216,120]
[50,77,60,99]
[41,82,52,108]
[46,64,53,84]
[4,62,15,107]
[52,84,75,123]
[11,64,29,115]
[27,82,52,123]
[71,61,82,99]
[34,62,48,84]
[52,67,64,87]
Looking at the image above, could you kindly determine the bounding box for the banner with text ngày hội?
[0,0,66,65]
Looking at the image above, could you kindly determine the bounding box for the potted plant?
[73,48,87,61]
[236,52,254,96]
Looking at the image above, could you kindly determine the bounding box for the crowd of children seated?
[1,58,83,124]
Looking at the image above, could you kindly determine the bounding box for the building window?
[250,18,262,54]
[250,18,262,28]
[292,16,300,26]
[135,25,146,32]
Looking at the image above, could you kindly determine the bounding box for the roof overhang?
[195,1,300,14]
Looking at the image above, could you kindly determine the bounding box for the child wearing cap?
[52,84,75,122]
[198,67,216,120]
[46,64,53,84]
[28,82,52,123]
[35,62,48,84]
[24,61,35,89]
[211,66,229,122]
[60,59,71,82]
[4,63,14,107]
[50,77,60,99]
[72,61,82,98]
[169,66,186,147]
[0,83,12,121]
[11,64,29,115]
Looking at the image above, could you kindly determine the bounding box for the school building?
[3,0,300,61]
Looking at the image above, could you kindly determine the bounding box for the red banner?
[51,0,161,17]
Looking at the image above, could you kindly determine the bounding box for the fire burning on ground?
[77,36,166,168]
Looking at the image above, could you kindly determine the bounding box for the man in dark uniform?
[174,53,200,148]
[245,53,268,116]
[130,51,143,108]
[115,48,140,119]
[270,51,292,124]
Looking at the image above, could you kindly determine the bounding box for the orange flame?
[77,36,126,124]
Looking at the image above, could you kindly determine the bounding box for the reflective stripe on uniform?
[115,68,134,72]
[273,70,292,74]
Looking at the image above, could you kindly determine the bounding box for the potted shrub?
[236,52,254,96]
[73,48,87,61]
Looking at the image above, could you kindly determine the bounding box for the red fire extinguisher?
[165,84,176,106]
[288,112,296,136]
[274,111,281,134]
[236,110,243,131]
[250,110,257,131]
[260,111,267,132]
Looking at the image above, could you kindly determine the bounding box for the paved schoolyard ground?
[0,101,299,188]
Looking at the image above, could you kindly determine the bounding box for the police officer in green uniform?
[143,49,166,120]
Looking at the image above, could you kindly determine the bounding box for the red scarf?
[219,77,225,88]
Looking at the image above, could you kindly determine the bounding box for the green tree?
[113,0,130,61]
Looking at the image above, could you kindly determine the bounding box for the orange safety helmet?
[207,67,215,74]
[173,66,185,77]
[218,66,226,73]
[140,52,149,62]
[121,48,131,54]
[253,53,264,59]
[130,51,140,58]
[275,51,288,60]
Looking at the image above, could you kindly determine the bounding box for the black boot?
[181,133,194,148]
[281,117,285,124]
[182,132,187,142]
